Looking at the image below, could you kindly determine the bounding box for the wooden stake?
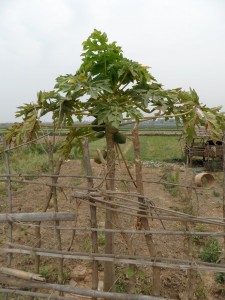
[82,138,99,299]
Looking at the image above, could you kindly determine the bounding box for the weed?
[0,182,6,198]
[39,267,50,279]
[200,237,222,263]
[215,272,225,284]
[163,167,180,197]
[39,266,70,284]
[194,285,208,299]
[71,177,83,186]
[98,233,105,246]
[182,204,194,215]
[83,237,91,252]
[115,267,151,295]
[61,270,71,283]
[8,150,49,175]
[135,271,152,295]
[192,225,207,246]
[115,267,129,293]
[213,190,221,197]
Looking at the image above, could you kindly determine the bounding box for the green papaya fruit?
[95,132,105,139]
[113,132,126,144]
[108,124,119,134]
[91,118,105,132]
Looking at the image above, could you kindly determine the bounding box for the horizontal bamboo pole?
[11,222,225,237]
[0,212,75,223]
[5,242,224,267]
[0,267,45,282]
[2,246,225,273]
[72,191,221,224]
[0,288,72,300]
[0,173,212,190]
[77,197,225,227]
[0,279,170,300]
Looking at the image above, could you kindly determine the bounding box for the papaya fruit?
[91,118,105,132]
[113,132,126,144]
[108,124,119,134]
[95,132,105,139]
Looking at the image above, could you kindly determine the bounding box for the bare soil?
[1,158,225,299]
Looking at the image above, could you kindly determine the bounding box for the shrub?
[200,238,221,263]
[215,272,225,284]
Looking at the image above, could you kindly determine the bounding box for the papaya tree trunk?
[103,128,116,294]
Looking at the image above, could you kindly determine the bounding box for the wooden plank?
[0,212,75,223]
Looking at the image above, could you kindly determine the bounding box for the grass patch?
[0,145,50,176]
[200,238,222,263]
[0,135,184,176]
[87,136,183,162]
[162,167,181,197]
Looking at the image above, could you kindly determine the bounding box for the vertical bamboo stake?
[2,137,12,300]
[2,137,12,267]
[185,222,194,300]
[104,128,116,296]
[82,139,99,299]
[114,144,137,293]
[34,159,62,274]
[223,131,225,250]
[47,137,64,287]
[132,123,161,297]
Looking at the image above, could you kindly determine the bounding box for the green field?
[86,135,184,162]
[0,135,184,177]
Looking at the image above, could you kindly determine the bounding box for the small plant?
[115,267,152,295]
[98,233,105,246]
[192,225,207,246]
[213,190,221,197]
[182,203,194,215]
[215,272,225,284]
[194,285,208,299]
[200,237,222,263]
[135,270,152,295]
[62,270,71,284]
[0,182,6,199]
[115,267,129,293]
[39,267,50,279]
[163,168,180,197]
[83,237,91,252]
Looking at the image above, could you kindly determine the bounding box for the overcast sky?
[0,0,224,122]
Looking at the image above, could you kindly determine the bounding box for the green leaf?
[126,268,134,279]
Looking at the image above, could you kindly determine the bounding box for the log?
[0,212,75,223]
[0,267,45,282]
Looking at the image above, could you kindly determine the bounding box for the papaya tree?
[7,29,225,295]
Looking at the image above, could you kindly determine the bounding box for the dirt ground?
[1,158,225,299]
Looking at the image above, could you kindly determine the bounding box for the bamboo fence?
[0,134,225,300]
